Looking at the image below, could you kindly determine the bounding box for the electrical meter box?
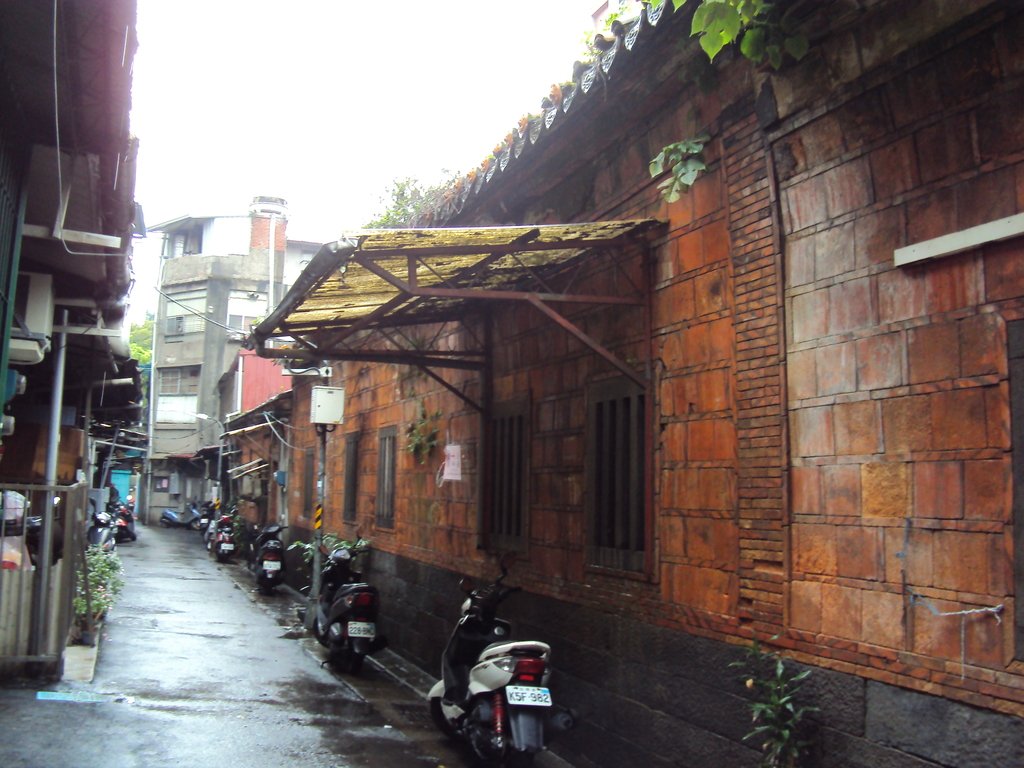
[311,386,345,424]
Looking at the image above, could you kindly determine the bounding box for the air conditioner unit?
[9,272,54,364]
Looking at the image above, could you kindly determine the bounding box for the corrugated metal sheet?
[251,220,662,366]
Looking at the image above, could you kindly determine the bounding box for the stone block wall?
[773,2,1024,714]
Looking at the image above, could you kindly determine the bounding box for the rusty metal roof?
[250,220,662,373]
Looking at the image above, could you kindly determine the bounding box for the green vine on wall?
[649,0,809,200]
[406,400,442,464]
[649,134,709,202]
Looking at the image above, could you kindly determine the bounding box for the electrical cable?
[262,412,299,450]
[155,287,244,332]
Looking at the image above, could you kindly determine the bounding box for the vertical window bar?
[343,433,358,522]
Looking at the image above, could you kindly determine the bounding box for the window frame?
[488,397,530,551]
[1009,320,1024,658]
[376,426,397,529]
[585,376,648,573]
[343,432,359,523]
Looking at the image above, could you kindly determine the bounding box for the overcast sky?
[128,1,600,309]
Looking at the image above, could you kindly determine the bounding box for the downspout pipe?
[28,309,68,657]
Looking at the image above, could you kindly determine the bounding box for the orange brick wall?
[775,8,1024,714]
[276,0,1024,734]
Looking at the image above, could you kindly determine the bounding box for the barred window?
[586,377,646,571]
[489,399,528,549]
[376,426,396,528]
[343,432,359,523]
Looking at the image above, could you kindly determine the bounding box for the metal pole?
[29,309,68,656]
[216,429,223,503]
[305,424,326,630]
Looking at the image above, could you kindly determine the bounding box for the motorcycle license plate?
[263,561,282,571]
[347,621,375,638]
[220,543,234,551]
[506,685,552,707]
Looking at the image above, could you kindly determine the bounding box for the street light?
[196,413,224,504]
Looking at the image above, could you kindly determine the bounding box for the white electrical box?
[311,386,345,424]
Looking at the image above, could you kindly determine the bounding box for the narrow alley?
[0,525,474,768]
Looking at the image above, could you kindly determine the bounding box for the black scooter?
[311,539,387,674]
[252,523,287,594]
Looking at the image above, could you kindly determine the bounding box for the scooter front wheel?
[188,519,201,531]
[429,696,460,741]
[312,617,329,648]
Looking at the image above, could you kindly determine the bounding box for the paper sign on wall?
[443,444,462,481]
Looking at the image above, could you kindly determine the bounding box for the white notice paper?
[443,444,462,481]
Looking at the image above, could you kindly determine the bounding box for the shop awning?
[249,220,663,389]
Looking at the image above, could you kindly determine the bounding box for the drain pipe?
[28,309,68,657]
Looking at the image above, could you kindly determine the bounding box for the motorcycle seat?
[478,640,551,663]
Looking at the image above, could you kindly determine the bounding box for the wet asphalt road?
[0,523,471,768]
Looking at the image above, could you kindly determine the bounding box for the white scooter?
[428,557,575,767]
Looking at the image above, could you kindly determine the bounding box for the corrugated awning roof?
[250,220,662,381]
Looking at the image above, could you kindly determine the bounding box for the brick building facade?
[258,2,1024,765]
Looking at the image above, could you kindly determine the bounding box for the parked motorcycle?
[201,501,219,550]
[159,504,202,530]
[211,510,236,563]
[428,558,575,767]
[252,523,287,594]
[111,501,137,543]
[311,539,387,674]
[86,503,118,552]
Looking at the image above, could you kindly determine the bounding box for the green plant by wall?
[406,400,442,464]
[649,134,710,202]
[288,532,365,565]
[730,639,817,768]
[74,546,125,626]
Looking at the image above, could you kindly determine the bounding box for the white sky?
[128,0,601,322]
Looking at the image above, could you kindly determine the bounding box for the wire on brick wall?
[899,518,1004,679]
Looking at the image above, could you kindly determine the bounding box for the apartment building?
[146,196,319,518]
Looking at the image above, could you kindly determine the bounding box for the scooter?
[159,504,202,530]
[428,557,575,766]
[252,523,287,594]
[111,501,137,543]
[201,501,220,550]
[211,510,236,563]
[86,503,117,552]
[311,539,387,674]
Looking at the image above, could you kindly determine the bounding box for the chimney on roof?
[249,196,289,312]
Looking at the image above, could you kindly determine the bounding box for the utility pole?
[305,381,343,630]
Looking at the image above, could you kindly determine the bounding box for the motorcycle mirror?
[459,577,474,594]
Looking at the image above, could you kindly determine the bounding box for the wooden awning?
[249,220,663,393]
